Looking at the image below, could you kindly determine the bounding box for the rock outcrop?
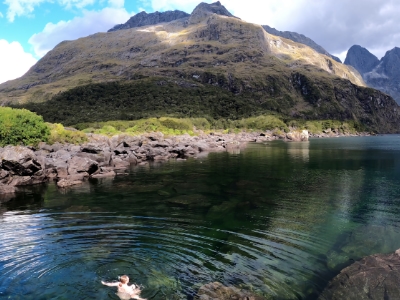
[0,130,319,194]
[262,25,341,63]
[345,45,400,104]
[196,282,266,300]
[189,1,238,24]
[319,249,400,300]
[108,10,190,32]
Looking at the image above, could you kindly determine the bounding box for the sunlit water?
[1,136,400,300]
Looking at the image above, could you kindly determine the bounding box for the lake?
[1,136,400,300]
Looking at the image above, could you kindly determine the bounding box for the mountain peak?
[189,1,238,23]
[344,45,379,74]
[108,10,189,32]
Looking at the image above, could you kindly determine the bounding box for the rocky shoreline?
[0,129,371,199]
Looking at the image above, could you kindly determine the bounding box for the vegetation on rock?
[47,123,88,144]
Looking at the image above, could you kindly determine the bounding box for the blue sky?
[1,0,400,84]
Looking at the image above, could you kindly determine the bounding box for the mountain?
[344,45,379,74]
[108,10,190,32]
[345,45,400,104]
[1,1,399,133]
[262,25,342,63]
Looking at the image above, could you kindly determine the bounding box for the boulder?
[318,249,400,300]
[67,156,99,175]
[1,146,42,176]
[111,158,130,169]
[286,130,309,142]
[196,282,266,300]
[57,179,83,188]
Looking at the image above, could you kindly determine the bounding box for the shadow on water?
[2,136,400,299]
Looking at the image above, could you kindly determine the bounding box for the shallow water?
[1,136,400,300]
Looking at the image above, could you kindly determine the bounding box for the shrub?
[48,123,88,144]
[239,115,288,131]
[0,107,50,146]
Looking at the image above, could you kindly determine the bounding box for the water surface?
[1,136,400,300]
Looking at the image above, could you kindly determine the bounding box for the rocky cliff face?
[345,45,400,104]
[189,1,238,24]
[344,45,379,74]
[108,10,190,32]
[262,25,341,63]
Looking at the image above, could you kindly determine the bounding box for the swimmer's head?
[119,275,129,284]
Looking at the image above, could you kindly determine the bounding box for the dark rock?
[108,10,190,32]
[196,282,266,300]
[67,156,98,175]
[1,146,42,176]
[82,143,103,154]
[344,45,379,75]
[263,25,341,63]
[344,45,400,104]
[319,249,400,300]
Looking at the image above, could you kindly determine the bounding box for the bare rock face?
[196,282,266,300]
[262,25,341,63]
[318,249,400,300]
[345,45,400,104]
[1,146,42,176]
[108,10,190,32]
[344,45,379,75]
[189,1,238,24]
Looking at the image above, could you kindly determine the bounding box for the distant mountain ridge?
[1,1,399,133]
[108,10,190,32]
[262,25,341,63]
[345,45,400,104]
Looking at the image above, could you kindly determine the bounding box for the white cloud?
[4,0,45,22]
[0,12,4,18]
[0,40,37,84]
[28,7,131,57]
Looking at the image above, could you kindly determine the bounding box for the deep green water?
[2,136,400,300]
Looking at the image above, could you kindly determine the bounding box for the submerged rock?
[196,282,266,300]
[57,179,84,188]
[326,225,400,271]
[319,249,400,300]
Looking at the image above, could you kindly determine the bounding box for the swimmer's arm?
[101,281,119,287]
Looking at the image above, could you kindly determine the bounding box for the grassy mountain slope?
[1,2,399,132]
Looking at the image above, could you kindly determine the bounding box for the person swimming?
[101,275,146,300]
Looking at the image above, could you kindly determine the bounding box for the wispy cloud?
[28,7,131,57]
[4,0,98,22]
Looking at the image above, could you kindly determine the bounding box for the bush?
[239,115,288,131]
[0,107,50,146]
[48,123,88,144]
